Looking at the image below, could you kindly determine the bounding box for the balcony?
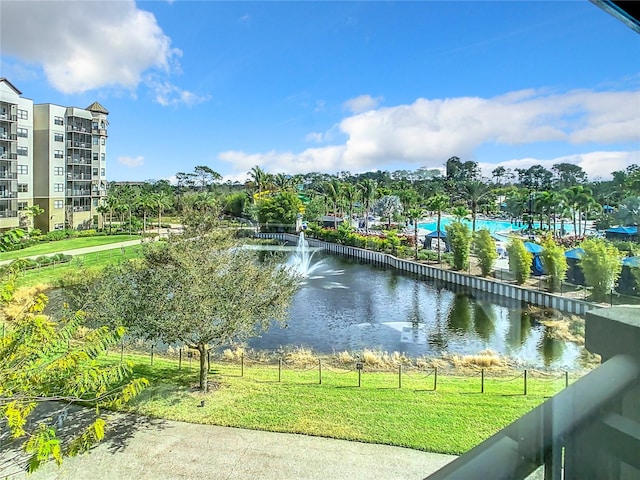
[425,306,640,480]
[0,172,17,180]
[69,190,91,196]
[0,210,18,218]
[0,192,17,199]
[0,113,17,122]
[72,205,91,212]
[92,128,108,136]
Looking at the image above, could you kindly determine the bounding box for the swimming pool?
[417,216,575,237]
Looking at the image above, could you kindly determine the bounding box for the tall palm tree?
[406,206,425,259]
[563,185,592,237]
[248,166,267,202]
[426,194,449,263]
[151,191,173,233]
[324,179,342,229]
[342,183,357,222]
[459,180,490,232]
[358,179,377,232]
[136,193,155,236]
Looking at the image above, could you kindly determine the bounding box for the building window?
[54,132,64,142]
[53,183,64,193]
[54,200,64,209]
[93,153,98,161]
[17,109,28,120]
[100,168,106,176]
[54,166,64,175]
[18,183,28,193]
[101,137,105,145]
[18,201,28,211]
[54,150,64,159]
[54,116,64,125]
[17,146,28,156]
[93,199,99,207]
[92,168,99,176]
[17,165,28,175]
[92,122,98,130]
[93,136,99,145]
[54,223,64,230]
[100,153,105,161]
[17,128,28,138]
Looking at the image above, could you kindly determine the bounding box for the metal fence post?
[481,368,485,393]
[524,369,528,395]
[318,359,322,385]
[434,367,438,391]
[398,364,402,389]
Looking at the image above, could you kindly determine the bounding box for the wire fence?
[119,344,574,397]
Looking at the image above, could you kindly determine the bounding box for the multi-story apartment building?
[0,78,34,232]
[0,78,108,233]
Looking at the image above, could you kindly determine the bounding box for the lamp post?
[527,192,534,232]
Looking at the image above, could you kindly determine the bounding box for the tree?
[374,195,403,229]
[358,179,377,232]
[248,166,267,201]
[324,179,342,229]
[616,196,640,227]
[406,207,425,259]
[473,229,498,277]
[77,234,300,392]
[256,191,303,232]
[552,162,587,189]
[540,235,568,292]
[1,228,26,252]
[1,274,147,473]
[446,221,472,271]
[150,191,173,232]
[459,180,490,232]
[20,204,44,234]
[579,238,623,302]
[507,238,533,285]
[426,194,449,263]
[194,165,222,192]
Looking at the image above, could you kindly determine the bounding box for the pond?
[249,253,583,369]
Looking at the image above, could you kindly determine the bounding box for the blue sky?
[1,1,639,183]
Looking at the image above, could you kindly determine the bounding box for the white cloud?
[146,77,211,107]
[479,151,640,181]
[305,132,324,143]
[0,0,204,106]
[217,87,639,180]
[343,94,383,114]
[118,156,145,168]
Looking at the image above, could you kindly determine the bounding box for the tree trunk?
[198,343,208,392]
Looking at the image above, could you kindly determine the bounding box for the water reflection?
[248,253,582,368]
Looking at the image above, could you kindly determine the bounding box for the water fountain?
[286,233,345,288]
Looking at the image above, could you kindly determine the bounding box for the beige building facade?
[0,78,108,233]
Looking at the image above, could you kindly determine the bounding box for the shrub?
[579,238,623,301]
[540,236,568,292]
[507,238,533,285]
[473,229,497,277]
[446,221,472,271]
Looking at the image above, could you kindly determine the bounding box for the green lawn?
[115,352,570,455]
[14,245,144,288]
[1,234,141,261]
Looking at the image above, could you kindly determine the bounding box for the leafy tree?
[374,195,403,229]
[76,234,299,392]
[579,238,623,301]
[616,196,640,227]
[324,179,342,229]
[507,238,533,285]
[20,204,45,234]
[223,192,248,218]
[539,235,568,292]
[302,196,325,223]
[256,191,303,232]
[194,165,222,191]
[451,206,470,222]
[1,274,147,473]
[0,228,26,252]
[473,228,497,277]
[552,162,587,188]
[459,180,490,232]
[446,221,472,271]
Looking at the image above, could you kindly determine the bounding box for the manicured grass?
[14,245,144,288]
[113,352,571,455]
[1,234,141,261]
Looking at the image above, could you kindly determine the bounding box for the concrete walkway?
[3,411,455,480]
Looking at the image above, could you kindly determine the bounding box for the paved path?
[3,411,455,480]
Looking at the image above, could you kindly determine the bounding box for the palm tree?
[248,166,267,202]
[96,204,109,231]
[459,180,490,232]
[324,179,342,229]
[358,179,377,232]
[426,194,449,263]
[406,206,425,259]
[563,185,593,237]
[136,193,155,236]
[151,191,173,234]
[342,183,357,223]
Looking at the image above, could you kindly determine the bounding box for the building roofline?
[0,77,23,95]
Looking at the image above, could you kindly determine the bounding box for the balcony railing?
[0,153,18,160]
[0,192,17,199]
[425,307,640,480]
[72,205,91,212]
[0,172,17,180]
[0,210,18,218]
[0,113,17,122]
[91,128,107,136]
